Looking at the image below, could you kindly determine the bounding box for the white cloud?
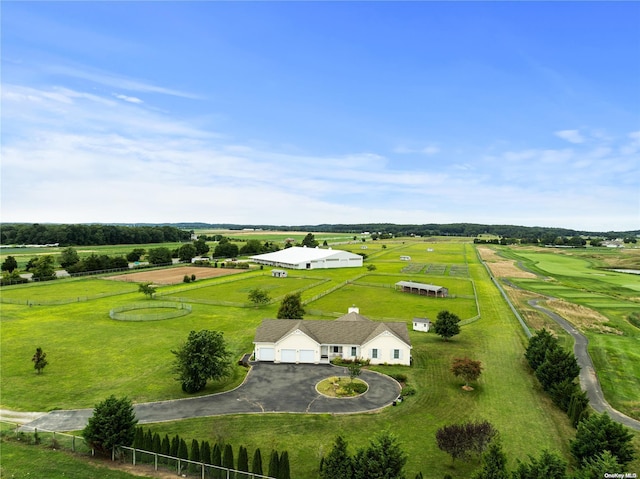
[114,93,143,104]
[555,129,585,144]
[393,144,440,155]
[2,80,638,231]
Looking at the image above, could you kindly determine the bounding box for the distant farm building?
[250,246,363,270]
[400,255,411,261]
[395,281,449,297]
[271,269,288,278]
[412,318,431,332]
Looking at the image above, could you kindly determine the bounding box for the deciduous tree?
[138,282,156,299]
[433,310,461,341]
[248,288,271,306]
[277,292,305,319]
[450,357,482,388]
[1,255,18,272]
[32,347,48,374]
[59,247,80,268]
[172,330,231,393]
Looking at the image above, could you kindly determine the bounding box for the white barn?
[250,246,363,270]
[253,308,411,366]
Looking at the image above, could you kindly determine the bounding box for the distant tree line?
[159,223,639,239]
[0,223,191,246]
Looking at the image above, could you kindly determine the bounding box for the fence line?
[1,421,275,479]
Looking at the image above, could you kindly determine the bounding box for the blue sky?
[2,1,639,231]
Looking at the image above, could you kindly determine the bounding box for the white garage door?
[299,350,315,363]
[280,349,296,363]
[258,348,275,361]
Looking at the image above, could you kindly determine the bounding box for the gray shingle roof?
[254,312,411,346]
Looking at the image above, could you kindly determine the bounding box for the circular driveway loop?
[23,363,401,432]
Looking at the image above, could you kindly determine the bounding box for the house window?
[393,349,401,359]
[332,346,342,354]
[351,346,357,357]
[371,349,379,359]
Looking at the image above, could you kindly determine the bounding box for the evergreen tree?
[570,413,635,466]
[512,449,568,479]
[268,450,280,478]
[152,432,161,454]
[223,444,235,471]
[524,329,559,371]
[178,438,189,459]
[535,347,579,391]
[252,448,264,476]
[143,429,153,452]
[212,443,223,479]
[190,439,201,472]
[82,395,138,455]
[200,441,212,467]
[278,451,290,479]
[170,435,180,457]
[237,445,249,479]
[161,435,171,464]
[471,441,508,479]
[352,432,407,479]
[567,389,589,428]
[573,451,622,479]
[320,435,353,479]
[133,427,144,449]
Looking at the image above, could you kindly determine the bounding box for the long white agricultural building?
[250,246,363,270]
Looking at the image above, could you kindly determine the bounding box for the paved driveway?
[23,363,401,432]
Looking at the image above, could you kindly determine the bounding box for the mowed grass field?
[490,246,640,421]
[1,239,634,477]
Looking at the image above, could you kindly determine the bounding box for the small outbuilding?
[395,281,449,297]
[412,318,431,332]
[400,255,411,261]
[271,269,288,278]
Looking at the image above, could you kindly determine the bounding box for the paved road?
[21,363,401,432]
[528,299,640,432]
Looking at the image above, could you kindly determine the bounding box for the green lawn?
[0,437,141,479]
[498,247,640,421]
[0,278,138,303]
[2,239,629,478]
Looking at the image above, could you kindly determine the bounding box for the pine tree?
[278,451,290,479]
[237,445,249,479]
[170,435,180,457]
[223,444,235,471]
[320,435,353,479]
[152,432,161,454]
[212,443,223,479]
[268,450,280,478]
[144,428,153,452]
[201,441,212,467]
[252,448,264,476]
[133,427,144,449]
[190,439,201,472]
[471,441,509,479]
[161,435,171,464]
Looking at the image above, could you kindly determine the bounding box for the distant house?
[253,307,411,365]
[412,318,431,332]
[395,281,448,298]
[191,256,210,263]
[250,246,363,270]
[271,269,288,278]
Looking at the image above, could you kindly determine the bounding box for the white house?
[250,246,363,270]
[412,318,431,332]
[253,308,411,366]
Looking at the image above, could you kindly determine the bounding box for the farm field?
[1,239,637,477]
[104,265,248,285]
[483,245,640,421]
